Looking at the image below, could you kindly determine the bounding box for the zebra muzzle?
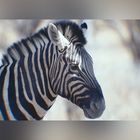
[83,99,105,119]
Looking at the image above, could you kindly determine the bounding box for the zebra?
[0,20,105,120]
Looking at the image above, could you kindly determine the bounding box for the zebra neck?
[0,30,58,120]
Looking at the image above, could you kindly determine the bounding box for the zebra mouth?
[83,106,98,119]
[82,100,105,119]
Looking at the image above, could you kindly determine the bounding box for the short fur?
[54,20,87,45]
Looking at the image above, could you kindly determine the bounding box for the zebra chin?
[82,99,105,119]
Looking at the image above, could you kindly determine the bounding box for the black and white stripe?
[0,20,105,120]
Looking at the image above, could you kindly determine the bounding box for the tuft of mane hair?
[54,21,87,45]
[1,21,87,66]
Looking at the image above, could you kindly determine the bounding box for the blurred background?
[0,20,140,120]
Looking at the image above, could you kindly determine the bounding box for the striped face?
[48,23,105,119]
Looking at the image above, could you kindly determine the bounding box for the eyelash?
[58,46,67,53]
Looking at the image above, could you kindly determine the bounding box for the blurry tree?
[0,20,42,50]
[104,20,140,64]
[125,21,140,64]
[15,20,41,36]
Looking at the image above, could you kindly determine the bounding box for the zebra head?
[48,21,105,119]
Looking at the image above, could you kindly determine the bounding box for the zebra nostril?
[90,102,99,112]
[93,103,98,110]
[91,99,106,113]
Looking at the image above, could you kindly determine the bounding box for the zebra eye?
[70,63,79,70]
[59,46,67,53]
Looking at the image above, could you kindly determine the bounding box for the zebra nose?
[90,98,105,117]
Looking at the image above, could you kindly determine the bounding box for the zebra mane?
[1,21,87,65]
[54,21,87,45]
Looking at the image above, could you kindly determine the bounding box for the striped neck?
[0,28,58,120]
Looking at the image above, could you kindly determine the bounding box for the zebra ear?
[48,23,69,51]
[48,23,60,45]
[80,22,88,30]
[80,22,88,33]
